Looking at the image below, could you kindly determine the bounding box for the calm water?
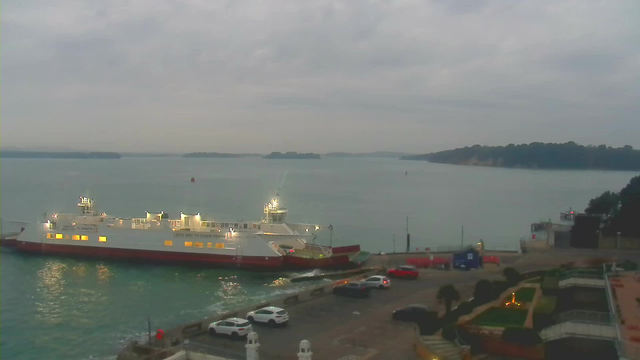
[0,158,635,359]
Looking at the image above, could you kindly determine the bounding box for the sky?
[1,0,640,154]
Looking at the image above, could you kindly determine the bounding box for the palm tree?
[437,284,461,314]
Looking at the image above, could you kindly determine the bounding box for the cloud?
[1,0,639,152]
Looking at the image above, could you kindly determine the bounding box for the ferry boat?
[10,197,362,270]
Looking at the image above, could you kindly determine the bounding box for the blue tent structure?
[452,246,482,270]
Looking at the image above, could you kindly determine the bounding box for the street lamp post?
[393,234,396,254]
[617,232,621,262]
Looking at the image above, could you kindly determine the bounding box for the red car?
[387,265,419,279]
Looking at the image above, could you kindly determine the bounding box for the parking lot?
[190,268,491,360]
[189,249,640,360]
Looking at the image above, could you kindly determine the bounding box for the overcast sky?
[2,0,639,153]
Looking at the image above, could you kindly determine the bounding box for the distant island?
[121,153,180,157]
[183,152,261,158]
[1,151,121,159]
[263,152,321,159]
[401,142,640,171]
[324,151,408,158]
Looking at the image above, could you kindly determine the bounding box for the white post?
[298,339,312,360]
[246,332,259,360]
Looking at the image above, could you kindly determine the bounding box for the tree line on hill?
[401,142,640,171]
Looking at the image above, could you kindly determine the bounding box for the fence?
[183,341,247,360]
[540,321,617,341]
[555,310,611,325]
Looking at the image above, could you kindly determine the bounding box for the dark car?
[387,265,419,279]
[392,304,439,334]
[333,282,370,298]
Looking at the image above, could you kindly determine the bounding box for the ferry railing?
[0,218,30,237]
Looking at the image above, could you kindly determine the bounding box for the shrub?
[437,284,461,314]
[474,280,496,304]
[541,276,559,295]
[491,280,510,295]
[440,309,462,325]
[417,312,441,335]
[503,267,523,285]
[455,301,475,316]
[441,323,457,341]
[501,327,542,346]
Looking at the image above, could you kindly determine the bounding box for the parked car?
[246,306,289,326]
[363,275,391,289]
[392,304,431,321]
[333,281,370,298]
[387,265,419,279]
[208,318,253,339]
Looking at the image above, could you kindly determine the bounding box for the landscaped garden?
[513,287,536,302]
[469,307,529,327]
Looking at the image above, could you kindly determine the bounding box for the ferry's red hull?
[281,253,353,270]
[14,241,361,270]
[16,241,284,269]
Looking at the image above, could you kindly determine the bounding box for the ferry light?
[315,226,320,231]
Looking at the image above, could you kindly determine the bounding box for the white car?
[208,318,253,338]
[246,306,289,326]
[363,275,391,289]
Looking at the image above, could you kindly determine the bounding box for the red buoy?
[156,329,164,340]
[190,177,195,182]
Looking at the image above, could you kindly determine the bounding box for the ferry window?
[223,223,228,228]
[215,243,225,249]
[72,235,80,240]
[253,224,257,229]
[194,242,204,248]
[55,233,63,239]
[234,223,238,229]
[165,240,173,246]
[243,223,248,229]
[65,235,70,240]
[99,236,107,242]
[184,241,193,247]
[46,233,55,239]
[81,235,89,241]
[207,242,213,248]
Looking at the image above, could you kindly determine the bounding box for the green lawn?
[514,287,537,302]
[469,307,528,327]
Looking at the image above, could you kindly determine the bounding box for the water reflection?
[96,264,112,283]
[267,277,289,287]
[35,261,68,324]
[37,261,67,294]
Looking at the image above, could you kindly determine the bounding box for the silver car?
[363,275,391,289]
